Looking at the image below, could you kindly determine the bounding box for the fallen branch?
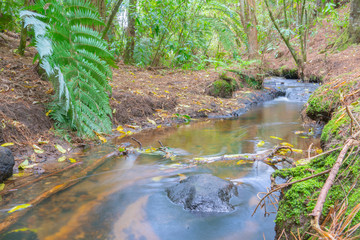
[310,131,360,237]
[1,162,82,197]
[194,146,294,166]
[252,169,331,216]
[0,150,123,234]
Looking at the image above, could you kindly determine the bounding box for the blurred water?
[0,78,319,240]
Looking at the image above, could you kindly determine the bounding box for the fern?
[21,0,114,138]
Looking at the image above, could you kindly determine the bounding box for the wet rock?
[166,174,238,212]
[0,146,15,182]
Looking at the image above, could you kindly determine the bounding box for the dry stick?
[131,137,142,150]
[308,143,313,161]
[1,162,82,197]
[0,150,122,234]
[310,131,360,236]
[252,169,331,216]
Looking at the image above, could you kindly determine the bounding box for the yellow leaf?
[8,204,32,213]
[18,160,29,170]
[37,138,49,145]
[294,131,305,135]
[270,136,283,140]
[58,156,66,162]
[280,142,294,148]
[13,172,31,177]
[1,143,14,147]
[257,141,265,147]
[292,149,303,154]
[157,125,162,129]
[45,110,53,116]
[315,148,323,154]
[164,90,169,93]
[54,144,66,154]
[147,118,156,125]
[125,124,139,129]
[98,135,107,143]
[32,144,44,154]
[113,109,116,114]
[69,158,77,163]
[0,183,5,191]
[237,160,245,165]
[178,174,187,181]
[152,176,163,182]
[116,125,124,132]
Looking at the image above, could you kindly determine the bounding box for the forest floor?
[0,6,359,182]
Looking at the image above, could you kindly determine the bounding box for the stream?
[1,78,320,240]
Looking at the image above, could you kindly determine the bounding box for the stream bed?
[1,78,320,240]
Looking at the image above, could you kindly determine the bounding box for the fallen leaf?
[58,156,66,162]
[294,131,305,135]
[0,183,4,191]
[45,110,53,116]
[8,204,32,213]
[69,158,77,163]
[116,125,124,132]
[18,160,29,170]
[147,118,156,125]
[257,141,265,147]
[37,138,49,145]
[1,143,14,147]
[178,174,187,181]
[32,144,44,154]
[280,142,294,147]
[292,149,303,154]
[270,136,283,140]
[54,144,66,154]
[152,176,163,182]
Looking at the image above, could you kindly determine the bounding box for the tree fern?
[21,0,114,138]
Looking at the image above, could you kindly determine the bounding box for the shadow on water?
[0,78,320,240]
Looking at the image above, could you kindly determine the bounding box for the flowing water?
[1,78,320,240]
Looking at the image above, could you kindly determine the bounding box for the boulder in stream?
[166,174,238,213]
[0,146,15,182]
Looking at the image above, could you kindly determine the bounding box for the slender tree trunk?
[123,0,137,64]
[238,0,258,57]
[349,0,360,43]
[18,0,32,55]
[102,0,124,39]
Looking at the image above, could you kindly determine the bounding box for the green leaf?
[18,160,29,170]
[0,183,5,191]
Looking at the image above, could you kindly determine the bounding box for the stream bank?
[274,79,360,239]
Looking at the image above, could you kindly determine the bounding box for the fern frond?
[68,9,104,26]
[21,0,113,139]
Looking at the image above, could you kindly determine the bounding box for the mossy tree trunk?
[349,0,360,43]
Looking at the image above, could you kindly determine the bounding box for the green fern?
[21,0,114,138]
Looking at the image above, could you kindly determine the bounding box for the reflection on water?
[1,81,320,240]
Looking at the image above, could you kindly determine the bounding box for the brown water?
[0,79,320,240]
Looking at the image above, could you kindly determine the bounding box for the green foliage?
[111,0,245,69]
[0,0,22,31]
[22,0,114,138]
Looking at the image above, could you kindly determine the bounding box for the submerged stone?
[166,174,238,213]
[0,146,15,182]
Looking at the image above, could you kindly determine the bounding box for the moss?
[275,150,360,239]
[208,79,238,98]
[306,80,357,122]
[227,69,263,90]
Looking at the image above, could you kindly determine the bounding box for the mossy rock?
[207,79,238,98]
[227,70,263,90]
[306,80,358,122]
[280,67,299,79]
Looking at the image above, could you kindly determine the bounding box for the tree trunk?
[349,0,360,43]
[123,0,137,64]
[238,0,258,57]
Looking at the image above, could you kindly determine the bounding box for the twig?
[252,169,331,216]
[308,143,313,161]
[310,131,360,236]
[158,140,165,148]
[131,137,142,150]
